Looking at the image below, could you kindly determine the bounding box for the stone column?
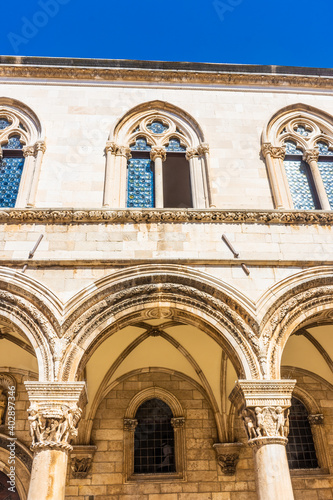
[230,380,296,500]
[303,149,331,210]
[117,146,132,208]
[261,143,286,209]
[25,382,86,500]
[103,141,118,207]
[150,146,166,208]
[27,141,47,207]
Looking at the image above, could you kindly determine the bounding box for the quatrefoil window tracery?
[128,116,189,151]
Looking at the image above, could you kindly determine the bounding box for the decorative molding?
[308,414,324,426]
[24,382,86,451]
[70,445,97,478]
[0,208,331,225]
[248,436,288,448]
[213,442,243,475]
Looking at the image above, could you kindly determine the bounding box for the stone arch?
[59,265,261,382]
[260,266,333,379]
[0,267,60,381]
[0,434,32,500]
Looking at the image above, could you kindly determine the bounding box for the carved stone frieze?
[0,208,332,225]
[213,442,242,475]
[25,382,86,451]
[70,445,97,478]
[308,413,324,425]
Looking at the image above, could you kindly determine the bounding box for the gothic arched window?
[134,398,175,474]
[104,102,210,209]
[286,397,319,470]
[0,100,45,208]
[262,105,333,210]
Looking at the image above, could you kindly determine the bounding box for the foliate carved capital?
[117,146,132,159]
[123,418,138,431]
[185,147,199,160]
[261,143,286,160]
[35,140,46,153]
[70,445,97,478]
[213,442,242,475]
[230,380,296,444]
[308,414,324,426]
[150,146,166,162]
[171,417,185,429]
[105,141,118,155]
[198,143,210,155]
[23,145,36,158]
[303,149,320,163]
[24,382,86,451]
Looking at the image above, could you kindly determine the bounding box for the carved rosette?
[303,149,320,163]
[24,382,86,452]
[308,414,324,426]
[123,418,138,431]
[171,417,185,429]
[261,142,286,160]
[213,442,243,475]
[230,380,296,447]
[70,445,97,478]
[150,146,166,162]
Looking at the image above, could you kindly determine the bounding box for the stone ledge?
[0,208,332,225]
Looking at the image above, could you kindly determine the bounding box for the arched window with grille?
[286,397,319,470]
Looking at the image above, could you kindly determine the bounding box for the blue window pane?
[0,158,24,207]
[3,135,23,149]
[317,141,333,156]
[285,141,303,155]
[295,125,311,137]
[130,137,151,151]
[0,119,10,130]
[165,138,186,152]
[147,121,169,134]
[127,158,154,208]
[318,161,333,209]
[284,160,316,210]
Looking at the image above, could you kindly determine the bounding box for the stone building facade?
[0,57,332,500]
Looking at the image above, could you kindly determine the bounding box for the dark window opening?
[163,153,192,208]
[134,398,175,474]
[286,397,319,470]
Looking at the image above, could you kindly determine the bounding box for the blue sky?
[2,0,333,68]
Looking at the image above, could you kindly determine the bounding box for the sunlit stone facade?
[0,57,332,500]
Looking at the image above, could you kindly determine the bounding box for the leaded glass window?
[127,137,154,208]
[134,398,175,474]
[0,135,25,208]
[147,121,169,134]
[283,141,319,210]
[165,138,186,152]
[317,141,333,209]
[286,398,319,470]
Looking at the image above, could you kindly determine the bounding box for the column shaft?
[154,156,164,208]
[28,448,68,500]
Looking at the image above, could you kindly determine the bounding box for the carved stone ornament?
[171,417,185,429]
[230,380,296,446]
[24,382,86,452]
[213,442,243,475]
[70,445,97,478]
[105,141,118,155]
[308,413,324,426]
[123,418,138,431]
[185,147,199,160]
[150,146,166,162]
[303,149,320,163]
[23,145,36,158]
[261,143,286,160]
[117,145,132,159]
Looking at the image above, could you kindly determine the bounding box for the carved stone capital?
[123,418,138,431]
[213,442,243,475]
[70,445,97,478]
[117,145,132,159]
[198,143,209,155]
[24,382,86,451]
[261,143,286,160]
[35,140,46,153]
[185,147,199,160]
[308,413,324,426]
[105,141,118,155]
[303,149,320,163]
[230,380,296,442]
[171,417,185,429]
[150,146,166,162]
[23,145,36,158]
[248,436,288,448]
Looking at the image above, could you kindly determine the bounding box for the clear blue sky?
[2,0,333,68]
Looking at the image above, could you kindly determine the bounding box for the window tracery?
[262,106,333,210]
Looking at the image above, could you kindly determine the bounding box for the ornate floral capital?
[123,418,138,431]
[308,413,324,426]
[171,417,185,429]
[150,146,166,162]
[198,143,209,155]
[23,145,36,158]
[70,445,97,478]
[185,147,199,160]
[303,149,320,163]
[35,140,46,153]
[261,143,286,160]
[117,146,132,159]
[213,442,242,475]
[24,382,86,451]
[105,141,118,155]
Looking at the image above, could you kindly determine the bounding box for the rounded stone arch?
[0,435,32,500]
[0,97,44,146]
[125,385,184,420]
[0,267,60,381]
[260,266,333,379]
[60,265,261,382]
[110,100,205,147]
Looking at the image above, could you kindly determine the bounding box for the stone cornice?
[0,208,332,225]
[1,57,333,90]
